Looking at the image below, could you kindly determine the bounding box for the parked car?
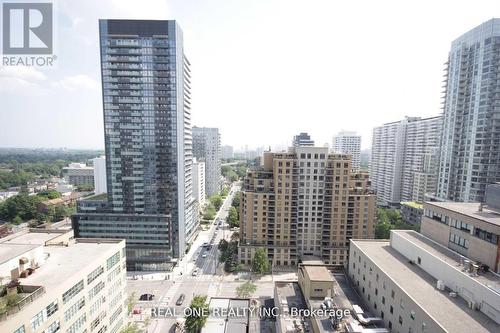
[139,293,154,301]
[192,268,199,276]
[202,252,208,258]
[176,294,186,306]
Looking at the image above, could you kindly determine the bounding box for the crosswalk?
[158,281,181,305]
[182,274,221,281]
[207,283,218,297]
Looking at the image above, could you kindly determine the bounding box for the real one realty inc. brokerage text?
[150,306,351,319]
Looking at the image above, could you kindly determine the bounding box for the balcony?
[0,282,45,321]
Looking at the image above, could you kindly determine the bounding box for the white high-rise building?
[192,127,222,196]
[192,158,206,210]
[332,131,361,171]
[92,156,107,195]
[437,19,500,202]
[370,116,442,206]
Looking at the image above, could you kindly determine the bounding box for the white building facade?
[192,158,206,210]
[92,156,107,195]
[332,131,361,171]
[192,127,222,197]
[370,116,442,207]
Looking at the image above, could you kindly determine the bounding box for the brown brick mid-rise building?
[238,146,376,267]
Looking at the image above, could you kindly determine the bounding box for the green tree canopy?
[185,295,209,333]
[252,248,270,274]
[209,195,223,211]
[236,281,257,299]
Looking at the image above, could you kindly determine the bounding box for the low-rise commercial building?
[400,202,423,226]
[421,184,500,273]
[0,229,126,333]
[62,163,94,187]
[349,230,500,333]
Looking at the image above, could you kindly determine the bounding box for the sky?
[0,0,499,150]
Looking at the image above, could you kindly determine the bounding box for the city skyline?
[1,0,499,150]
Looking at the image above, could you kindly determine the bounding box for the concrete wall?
[349,241,446,333]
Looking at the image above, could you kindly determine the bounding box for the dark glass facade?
[73,20,197,271]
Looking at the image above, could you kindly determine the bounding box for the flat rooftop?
[0,243,40,265]
[395,230,500,289]
[0,231,63,245]
[303,265,334,282]
[426,201,500,227]
[22,239,123,290]
[353,237,499,332]
[275,282,312,332]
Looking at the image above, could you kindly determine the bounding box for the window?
[64,297,85,322]
[66,314,86,333]
[391,290,395,298]
[390,306,394,314]
[382,296,385,305]
[46,300,58,318]
[410,310,415,320]
[399,315,403,325]
[88,265,104,284]
[417,257,421,265]
[13,326,25,333]
[31,310,47,331]
[44,320,60,333]
[63,280,84,304]
[107,252,120,270]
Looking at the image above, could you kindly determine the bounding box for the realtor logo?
[2,2,53,54]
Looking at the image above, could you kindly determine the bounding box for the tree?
[37,190,61,200]
[236,281,257,299]
[252,248,270,274]
[375,221,392,239]
[218,239,229,252]
[126,292,137,316]
[119,323,144,333]
[185,295,209,333]
[209,195,223,211]
[231,192,241,209]
[53,205,69,222]
[230,231,240,243]
[220,187,229,197]
[12,216,22,225]
[228,206,239,227]
[203,204,216,220]
[0,193,42,222]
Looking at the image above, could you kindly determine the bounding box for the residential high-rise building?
[192,157,206,210]
[62,163,94,186]
[92,156,107,194]
[239,146,376,266]
[437,19,500,203]
[292,132,315,147]
[370,116,442,207]
[0,229,127,333]
[221,145,234,159]
[192,127,222,196]
[73,20,197,271]
[332,131,361,171]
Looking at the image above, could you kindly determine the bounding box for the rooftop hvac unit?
[437,280,445,291]
[463,260,471,272]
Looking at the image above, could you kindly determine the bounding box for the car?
[202,252,208,258]
[192,268,199,276]
[176,294,186,306]
[202,242,209,247]
[139,293,154,301]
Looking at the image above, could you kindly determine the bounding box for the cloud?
[51,74,99,91]
[0,67,47,94]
